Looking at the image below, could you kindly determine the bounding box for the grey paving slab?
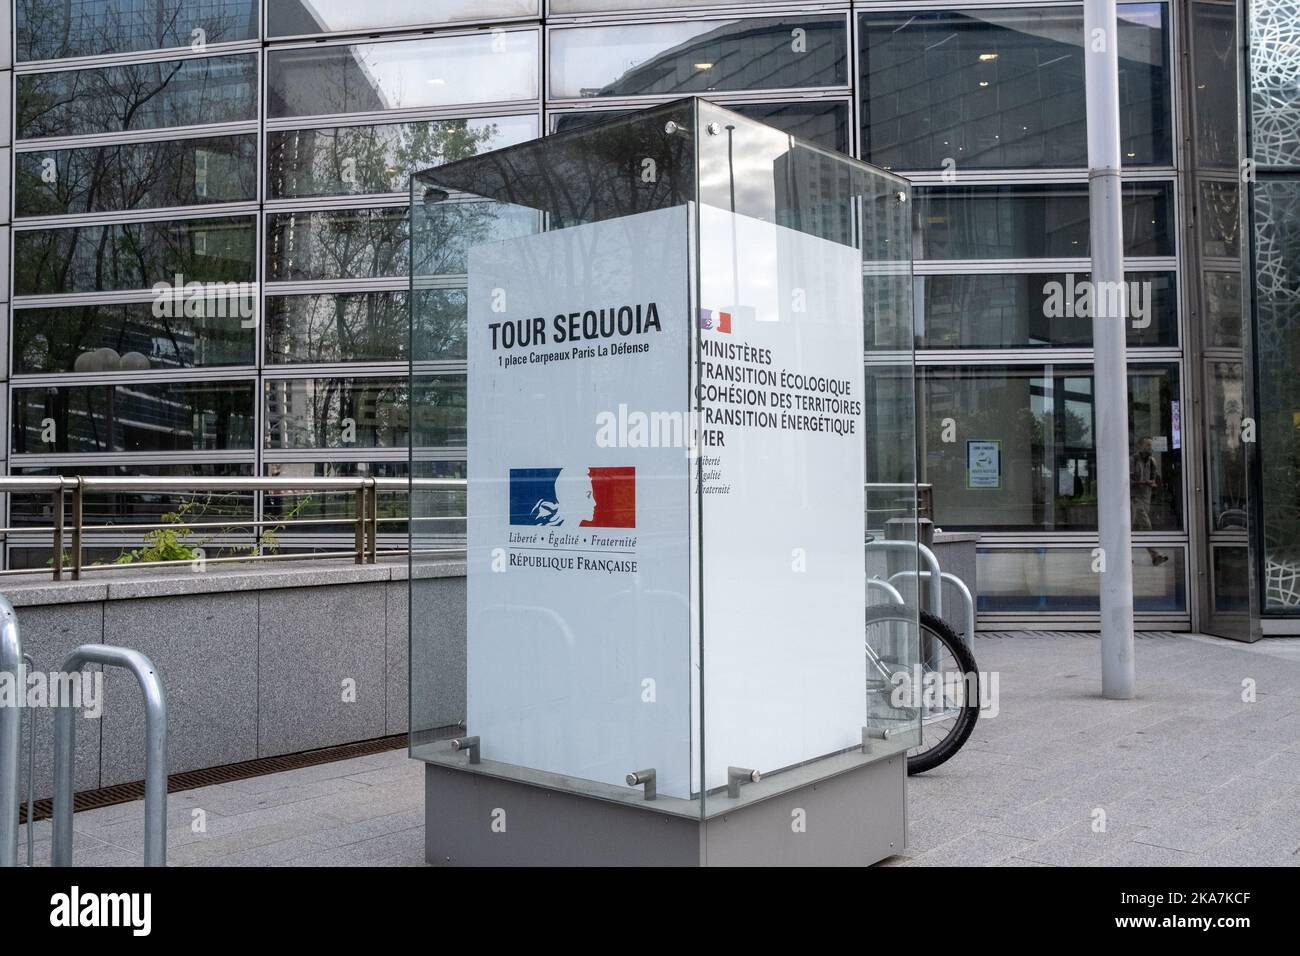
[39,629,1300,867]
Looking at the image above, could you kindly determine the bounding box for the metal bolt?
[664,121,681,135]
[706,122,722,135]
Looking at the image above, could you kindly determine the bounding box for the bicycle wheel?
[863,604,981,775]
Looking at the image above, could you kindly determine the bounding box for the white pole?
[1084,0,1136,698]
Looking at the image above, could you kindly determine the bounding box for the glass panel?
[14,216,256,295]
[920,364,1183,532]
[1205,361,1249,534]
[914,271,1177,348]
[265,376,465,449]
[1250,180,1300,611]
[265,207,409,282]
[268,115,537,200]
[1198,179,1241,259]
[17,54,258,140]
[549,16,848,99]
[268,0,537,37]
[913,182,1176,259]
[11,381,256,453]
[16,0,260,62]
[266,290,465,364]
[16,135,258,217]
[1249,0,1300,168]
[267,292,406,364]
[1212,547,1250,612]
[859,4,1171,170]
[1203,270,1242,349]
[267,32,539,118]
[1190,0,1239,169]
[13,302,255,374]
[408,102,919,831]
[552,101,851,154]
[977,546,1186,613]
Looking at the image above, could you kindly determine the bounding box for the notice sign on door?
[967,439,1002,489]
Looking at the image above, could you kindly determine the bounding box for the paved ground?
[18,631,1300,866]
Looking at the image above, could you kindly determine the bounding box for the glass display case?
[409,99,919,865]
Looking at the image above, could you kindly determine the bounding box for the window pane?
[267,32,538,119]
[16,135,258,217]
[268,0,536,37]
[920,364,1183,532]
[552,101,851,153]
[1204,361,1249,534]
[1190,0,1238,169]
[266,207,407,281]
[16,0,259,62]
[913,182,1175,259]
[12,381,256,453]
[13,302,255,373]
[266,291,412,364]
[549,17,848,99]
[914,271,1177,348]
[265,376,465,448]
[268,115,537,200]
[17,54,258,140]
[859,4,1170,170]
[14,216,256,295]
[978,546,1186,613]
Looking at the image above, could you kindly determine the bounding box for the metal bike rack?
[0,596,21,867]
[867,576,907,606]
[864,540,943,620]
[52,645,168,867]
[887,571,977,651]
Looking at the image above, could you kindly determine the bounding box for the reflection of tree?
[16,0,258,62]
[17,136,257,217]
[15,217,255,296]
[14,383,253,454]
[13,303,252,375]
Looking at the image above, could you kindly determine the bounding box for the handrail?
[53,645,167,867]
[0,596,21,867]
[0,477,927,581]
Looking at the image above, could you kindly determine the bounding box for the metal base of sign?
[422,753,906,866]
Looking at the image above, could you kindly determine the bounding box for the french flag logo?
[509,467,636,528]
[698,308,732,334]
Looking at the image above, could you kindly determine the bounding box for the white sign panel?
[466,204,868,800]
[695,204,867,792]
[467,206,695,798]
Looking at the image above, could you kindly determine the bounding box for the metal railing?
[0,477,929,581]
[0,476,467,580]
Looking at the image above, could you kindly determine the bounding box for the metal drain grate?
[19,734,408,824]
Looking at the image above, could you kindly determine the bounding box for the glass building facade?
[0,0,1283,635]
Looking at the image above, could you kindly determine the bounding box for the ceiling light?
[694,62,714,70]
[978,53,999,61]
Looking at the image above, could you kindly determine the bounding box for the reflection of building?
[0,0,1294,640]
